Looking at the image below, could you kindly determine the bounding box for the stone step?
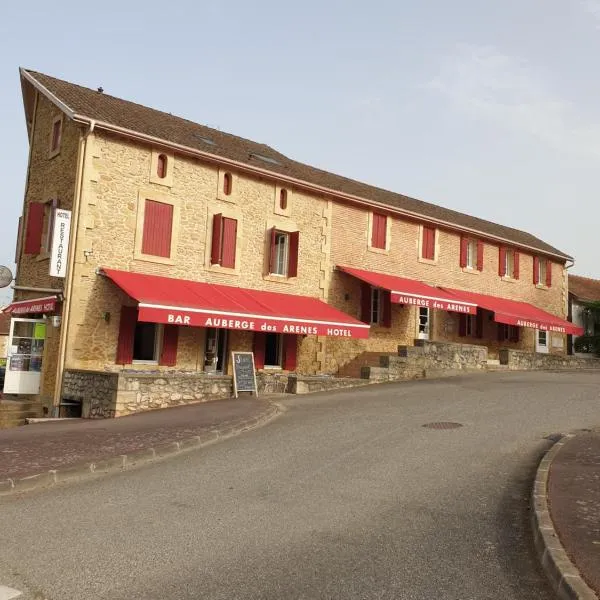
[397,345,425,358]
[485,359,501,366]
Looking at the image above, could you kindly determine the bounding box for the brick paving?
[548,431,600,596]
[0,398,271,480]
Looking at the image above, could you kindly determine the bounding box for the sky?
[1,0,599,305]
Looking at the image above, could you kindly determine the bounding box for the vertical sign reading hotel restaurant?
[49,209,72,278]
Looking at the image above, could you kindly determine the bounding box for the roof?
[569,274,600,302]
[21,69,571,260]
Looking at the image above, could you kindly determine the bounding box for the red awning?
[441,287,583,336]
[102,269,369,339]
[2,295,58,315]
[337,266,477,315]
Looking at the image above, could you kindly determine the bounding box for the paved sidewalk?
[547,431,600,597]
[0,398,277,483]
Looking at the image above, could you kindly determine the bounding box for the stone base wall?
[63,370,119,418]
[288,375,371,394]
[363,340,489,382]
[499,349,600,371]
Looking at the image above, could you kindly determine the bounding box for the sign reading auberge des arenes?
[49,209,72,278]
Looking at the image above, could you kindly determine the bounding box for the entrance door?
[4,318,46,395]
[204,328,228,372]
[417,307,430,340]
[536,330,549,354]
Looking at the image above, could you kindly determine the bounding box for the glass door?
[204,328,228,373]
[536,330,549,354]
[4,318,46,395]
[417,307,430,340]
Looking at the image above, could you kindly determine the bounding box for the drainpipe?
[51,120,95,416]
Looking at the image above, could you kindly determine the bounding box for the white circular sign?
[0,266,14,289]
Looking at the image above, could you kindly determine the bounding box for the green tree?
[574,300,600,356]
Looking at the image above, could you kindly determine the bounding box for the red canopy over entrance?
[337,266,477,314]
[102,269,369,338]
[2,296,58,315]
[441,287,583,335]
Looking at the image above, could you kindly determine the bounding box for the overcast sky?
[1,0,599,305]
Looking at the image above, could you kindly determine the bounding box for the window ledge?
[501,276,518,283]
[262,366,283,370]
[35,252,50,262]
[132,360,159,365]
[208,264,239,276]
[417,257,437,266]
[48,148,61,160]
[133,253,175,266]
[461,267,480,275]
[263,274,294,284]
[367,245,390,256]
[536,284,550,291]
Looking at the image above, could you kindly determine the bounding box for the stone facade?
[326,202,568,367]
[11,79,577,417]
[499,349,600,370]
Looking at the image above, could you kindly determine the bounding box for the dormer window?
[157,154,168,179]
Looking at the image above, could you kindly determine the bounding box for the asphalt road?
[1,371,599,600]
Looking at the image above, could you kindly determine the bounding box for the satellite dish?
[0,266,14,289]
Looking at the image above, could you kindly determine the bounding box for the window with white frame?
[133,322,162,362]
[538,259,547,284]
[272,231,289,276]
[466,239,477,269]
[505,249,515,278]
[371,288,381,325]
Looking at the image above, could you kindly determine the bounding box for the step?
[485,359,501,366]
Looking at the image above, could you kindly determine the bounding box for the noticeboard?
[232,352,258,398]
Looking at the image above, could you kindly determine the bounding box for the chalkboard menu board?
[232,352,258,397]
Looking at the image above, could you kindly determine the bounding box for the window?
[499,247,519,279]
[133,322,162,362]
[50,117,62,154]
[41,200,58,253]
[466,239,477,269]
[534,257,552,287]
[211,214,238,268]
[141,199,174,258]
[421,226,436,260]
[360,284,391,327]
[279,188,288,210]
[268,228,299,277]
[460,236,483,271]
[157,154,168,179]
[371,213,387,249]
[371,288,381,324]
[223,172,232,196]
[498,323,520,342]
[264,332,284,367]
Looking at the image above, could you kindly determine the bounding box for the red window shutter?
[545,261,552,287]
[159,325,179,366]
[458,314,467,337]
[288,231,299,277]
[360,282,371,323]
[221,217,237,268]
[283,335,297,371]
[382,290,392,328]
[142,200,173,258]
[475,310,483,339]
[24,203,45,255]
[498,246,506,276]
[476,240,484,271]
[459,236,468,268]
[268,227,277,274]
[513,251,520,280]
[533,257,540,284]
[253,333,266,370]
[210,213,223,265]
[372,213,386,249]
[422,227,435,260]
[116,306,137,365]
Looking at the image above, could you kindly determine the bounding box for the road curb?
[531,434,599,600]
[0,402,281,497]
